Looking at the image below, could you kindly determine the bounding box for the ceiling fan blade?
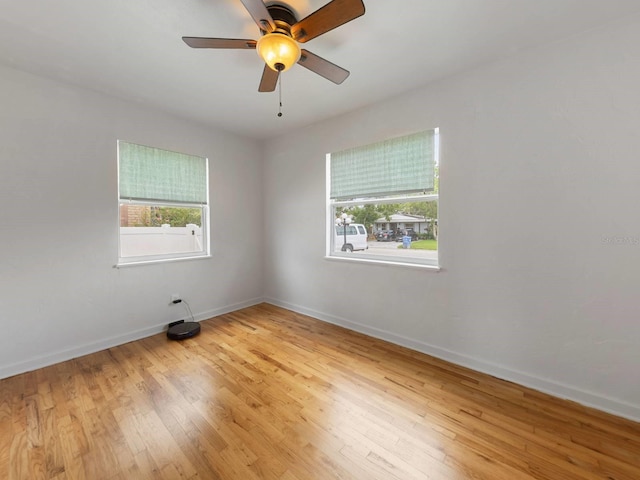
[291,0,365,43]
[182,37,257,49]
[298,49,349,84]
[258,64,279,92]
[239,0,275,33]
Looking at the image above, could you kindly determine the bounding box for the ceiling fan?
[182,0,366,93]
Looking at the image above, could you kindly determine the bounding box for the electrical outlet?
[171,294,180,303]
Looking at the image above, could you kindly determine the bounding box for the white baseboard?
[264,297,640,423]
[195,297,265,323]
[0,296,265,381]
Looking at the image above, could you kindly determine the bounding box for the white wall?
[262,16,640,421]
[0,65,264,378]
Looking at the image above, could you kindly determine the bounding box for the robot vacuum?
[167,320,201,340]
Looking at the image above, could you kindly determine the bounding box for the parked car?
[375,230,395,241]
[334,223,368,252]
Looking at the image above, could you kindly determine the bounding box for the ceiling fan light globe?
[257,33,301,72]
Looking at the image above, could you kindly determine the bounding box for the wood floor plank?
[1,304,639,479]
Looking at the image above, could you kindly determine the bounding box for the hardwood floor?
[1,304,639,479]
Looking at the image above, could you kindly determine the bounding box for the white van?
[334,223,369,252]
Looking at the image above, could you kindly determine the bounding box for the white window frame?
[116,142,210,266]
[326,130,439,269]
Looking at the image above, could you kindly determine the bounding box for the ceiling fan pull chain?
[277,73,283,117]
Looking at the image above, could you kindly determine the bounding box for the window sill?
[115,254,211,268]
[324,254,441,271]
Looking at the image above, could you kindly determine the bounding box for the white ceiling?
[2,0,640,140]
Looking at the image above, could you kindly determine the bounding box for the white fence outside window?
[119,224,203,258]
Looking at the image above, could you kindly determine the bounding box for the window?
[117,141,209,264]
[336,225,357,236]
[327,129,439,267]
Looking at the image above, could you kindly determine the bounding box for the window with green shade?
[327,129,439,268]
[117,141,210,265]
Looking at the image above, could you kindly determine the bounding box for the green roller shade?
[118,141,208,204]
[330,130,435,200]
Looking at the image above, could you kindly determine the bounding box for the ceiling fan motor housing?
[263,4,298,34]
